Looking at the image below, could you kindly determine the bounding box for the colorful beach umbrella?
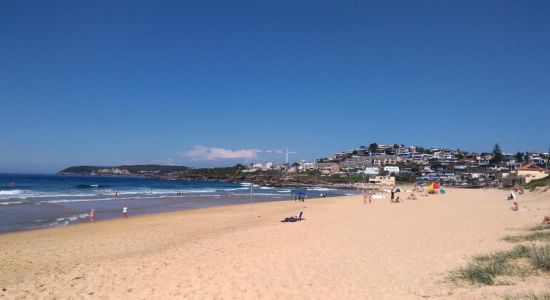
[428,182,441,190]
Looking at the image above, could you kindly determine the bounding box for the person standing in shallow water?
[89,209,95,222]
[123,206,128,219]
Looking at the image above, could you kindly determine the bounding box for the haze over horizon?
[1,1,549,173]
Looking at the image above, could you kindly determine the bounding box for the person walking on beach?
[89,209,95,223]
[390,187,395,203]
[363,191,367,204]
[122,206,128,219]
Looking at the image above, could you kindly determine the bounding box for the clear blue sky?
[1,1,549,173]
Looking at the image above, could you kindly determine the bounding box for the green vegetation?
[529,245,550,271]
[368,143,378,152]
[294,173,365,184]
[178,165,245,177]
[454,223,550,286]
[490,143,504,165]
[525,176,550,191]
[528,225,550,232]
[395,173,416,183]
[452,244,550,285]
[503,231,550,243]
[456,149,465,160]
[454,245,530,285]
[515,152,524,164]
[502,292,550,300]
[60,165,190,175]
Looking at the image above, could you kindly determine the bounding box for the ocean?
[0,174,358,233]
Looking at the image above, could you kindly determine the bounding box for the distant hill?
[58,165,190,176]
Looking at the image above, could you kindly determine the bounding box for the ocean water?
[0,174,358,233]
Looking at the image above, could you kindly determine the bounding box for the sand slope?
[1,188,549,299]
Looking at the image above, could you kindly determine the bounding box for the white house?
[298,162,316,172]
[383,166,400,174]
[364,167,379,175]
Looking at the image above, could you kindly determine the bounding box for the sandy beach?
[1,188,549,299]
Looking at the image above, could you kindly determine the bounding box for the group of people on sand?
[362,190,372,204]
[89,206,128,222]
[507,189,550,225]
[390,187,401,203]
[362,184,429,205]
[295,194,307,202]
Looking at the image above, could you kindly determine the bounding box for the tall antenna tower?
[285,148,289,165]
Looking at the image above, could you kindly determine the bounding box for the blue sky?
[1,1,549,173]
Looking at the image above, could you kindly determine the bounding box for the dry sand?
[1,188,549,299]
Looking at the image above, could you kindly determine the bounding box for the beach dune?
[1,188,549,299]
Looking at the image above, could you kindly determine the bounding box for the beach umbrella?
[429,182,441,190]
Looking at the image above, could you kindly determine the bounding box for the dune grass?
[528,225,550,232]
[504,231,550,243]
[453,244,550,285]
[529,244,550,271]
[502,292,550,300]
[524,176,550,191]
[454,245,531,285]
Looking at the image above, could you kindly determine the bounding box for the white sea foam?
[277,190,292,193]
[179,189,217,193]
[42,197,119,204]
[40,191,216,204]
[0,201,24,205]
[0,190,22,195]
[307,187,336,191]
[222,187,249,191]
[52,213,90,227]
[0,190,28,200]
[2,191,97,200]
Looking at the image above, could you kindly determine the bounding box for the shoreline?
[0,193,322,236]
[2,188,548,299]
[0,198,273,238]
[0,173,360,234]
